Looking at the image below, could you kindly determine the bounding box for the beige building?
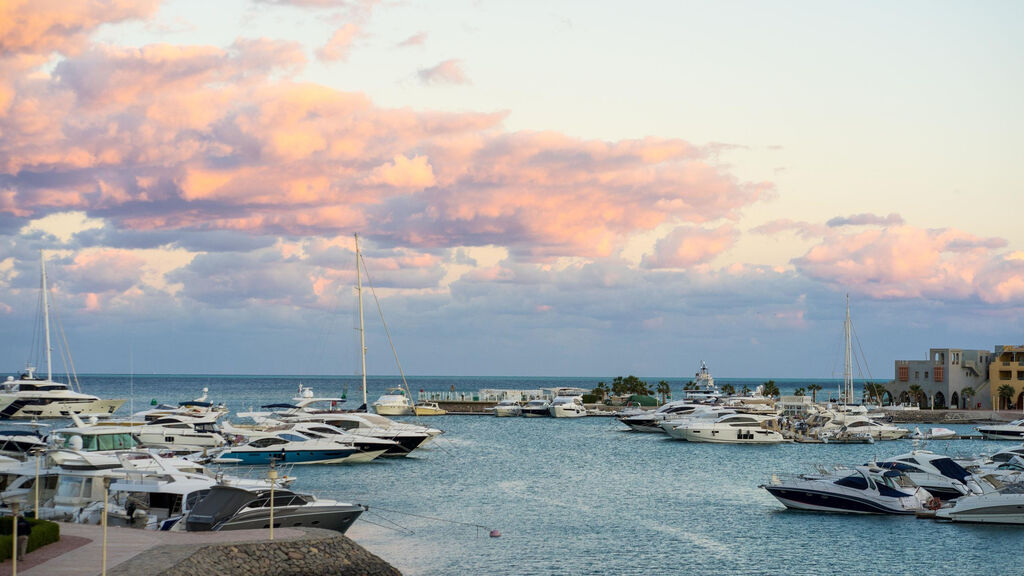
[891,347,993,409]
[989,345,1024,410]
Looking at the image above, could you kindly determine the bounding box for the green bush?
[0,517,60,561]
[581,394,599,403]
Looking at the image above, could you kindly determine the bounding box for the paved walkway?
[0,523,308,576]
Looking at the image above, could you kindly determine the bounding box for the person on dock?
[16,514,30,559]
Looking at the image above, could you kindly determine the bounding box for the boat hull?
[977,428,1024,441]
[372,405,413,416]
[763,486,918,515]
[0,398,125,419]
[218,447,379,465]
[550,406,587,418]
[682,427,786,444]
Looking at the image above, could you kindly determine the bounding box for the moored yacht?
[520,399,552,418]
[488,399,522,417]
[619,401,706,433]
[977,419,1024,441]
[761,465,933,514]
[372,388,414,416]
[214,431,384,465]
[186,484,364,533]
[550,396,587,418]
[675,413,785,444]
[934,481,1024,524]
[874,450,976,501]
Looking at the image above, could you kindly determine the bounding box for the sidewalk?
[0,523,307,576]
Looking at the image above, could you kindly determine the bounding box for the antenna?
[355,233,367,408]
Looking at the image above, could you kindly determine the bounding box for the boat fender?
[489,529,501,538]
[925,497,941,511]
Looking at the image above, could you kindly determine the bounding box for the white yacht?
[874,450,977,501]
[682,361,721,402]
[761,465,933,514]
[619,401,706,433]
[935,479,1024,524]
[488,399,522,417]
[549,396,587,418]
[658,405,737,439]
[372,388,414,416]
[520,399,552,418]
[977,419,1024,441]
[674,413,785,444]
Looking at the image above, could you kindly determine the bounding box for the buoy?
[150,398,157,405]
[489,530,501,538]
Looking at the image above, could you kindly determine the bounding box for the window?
[897,366,909,382]
[924,371,929,379]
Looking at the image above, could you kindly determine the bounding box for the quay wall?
[113,532,401,576]
[881,409,1013,424]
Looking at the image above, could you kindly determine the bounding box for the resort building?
[891,348,993,409]
[988,345,1024,410]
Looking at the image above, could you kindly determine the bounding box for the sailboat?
[0,252,126,419]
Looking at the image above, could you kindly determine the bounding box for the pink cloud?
[316,23,360,62]
[793,225,1012,300]
[397,32,427,48]
[642,225,738,269]
[751,219,826,238]
[826,212,904,227]
[0,0,158,57]
[418,59,470,85]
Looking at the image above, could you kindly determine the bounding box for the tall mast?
[844,294,852,404]
[355,234,367,407]
[41,251,53,381]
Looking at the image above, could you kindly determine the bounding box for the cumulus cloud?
[793,225,1014,301]
[642,225,738,269]
[826,212,904,228]
[0,0,158,57]
[418,59,470,85]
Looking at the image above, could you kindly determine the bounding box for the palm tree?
[806,384,822,403]
[656,380,672,404]
[740,384,752,396]
[908,384,925,407]
[762,380,780,398]
[793,387,806,396]
[998,384,1016,410]
[720,383,735,396]
[683,380,698,391]
[960,386,975,410]
[863,382,887,406]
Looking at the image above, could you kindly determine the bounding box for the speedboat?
[185,484,364,533]
[371,388,414,416]
[977,418,1024,441]
[909,427,957,440]
[488,399,521,418]
[549,396,587,418]
[215,432,385,465]
[0,423,48,459]
[675,413,785,444]
[520,399,552,418]
[935,479,1024,524]
[222,421,401,458]
[413,402,447,416]
[761,465,933,514]
[874,450,976,501]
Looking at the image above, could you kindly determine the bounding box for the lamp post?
[102,476,111,576]
[32,449,41,520]
[268,465,278,540]
[11,501,18,576]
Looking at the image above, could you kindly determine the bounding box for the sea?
[62,374,1024,575]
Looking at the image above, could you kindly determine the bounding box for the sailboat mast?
[41,252,52,381]
[355,234,367,407]
[844,294,852,404]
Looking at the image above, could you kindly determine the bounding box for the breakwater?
[111,530,401,576]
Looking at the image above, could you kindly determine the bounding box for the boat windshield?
[58,432,138,451]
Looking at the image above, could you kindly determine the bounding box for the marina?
[4,374,1024,575]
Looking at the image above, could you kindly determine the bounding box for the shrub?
[581,394,599,404]
[0,517,60,561]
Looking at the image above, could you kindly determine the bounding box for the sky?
[0,0,1022,379]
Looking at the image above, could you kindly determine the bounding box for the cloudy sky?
[0,0,1021,378]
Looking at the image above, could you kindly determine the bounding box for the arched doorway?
[882,390,894,405]
[1018,391,1024,411]
[934,391,946,409]
[951,391,959,409]
[899,391,910,404]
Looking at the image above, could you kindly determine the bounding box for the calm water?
[66,375,1024,575]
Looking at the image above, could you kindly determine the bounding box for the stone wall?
[117,533,401,576]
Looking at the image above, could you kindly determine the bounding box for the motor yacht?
[0,424,48,459]
[658,406,737,439]
[185,484,364,533]
[761,465,933,514]
[214,431,385,465]
[874,450,976,501]
[221,421,401,458]
[619,401,705,433]
[488,399,522,418]
[372,388,414,416]
[549,396,587,418]
[520,399,552,418]
[675,413,786,444]
[977,418,1024,441]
